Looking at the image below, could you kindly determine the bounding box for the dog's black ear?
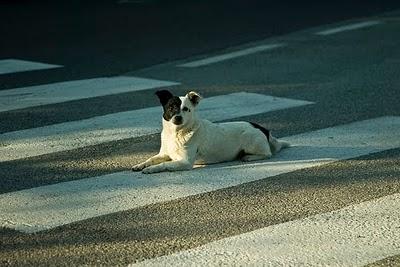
[187,91,202,106]
[155,90,173,106]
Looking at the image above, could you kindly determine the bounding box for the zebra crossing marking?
[0,116,399,233]
[0,92,312,162]
[132,193,400,266]
[0,59,62,75]
[0,76,179,112]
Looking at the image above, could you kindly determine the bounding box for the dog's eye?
[182,107,190,112]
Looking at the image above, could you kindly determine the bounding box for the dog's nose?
[173,115,183,125]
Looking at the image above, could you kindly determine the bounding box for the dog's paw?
[132,163,146,172]
[142,165,164,174]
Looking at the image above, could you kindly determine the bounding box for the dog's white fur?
[132,91,289,174]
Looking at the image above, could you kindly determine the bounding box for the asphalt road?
[1,1,400,266]
[1,0,400,89]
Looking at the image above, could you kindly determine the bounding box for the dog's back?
[194,120,252,164]
[194,120,288,164]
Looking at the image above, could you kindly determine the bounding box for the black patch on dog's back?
[249,122,270,141]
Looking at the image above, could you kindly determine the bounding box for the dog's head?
[155,90,202,128]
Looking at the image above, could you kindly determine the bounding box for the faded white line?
[177,43,285,67]
[0,59,62,75]
[0,92,312,162]
[132,193,400,267]
[0,76,179,112]
[0,116,399,233]
[316,20,382,35]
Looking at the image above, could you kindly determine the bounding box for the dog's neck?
[162,117,200,140]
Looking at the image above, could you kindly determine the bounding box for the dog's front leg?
[132,154,171,171]
[142,159,193,174]
[142,147,196,174]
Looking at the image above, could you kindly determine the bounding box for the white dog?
[132,90,289,174]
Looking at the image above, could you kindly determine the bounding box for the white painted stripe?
[316,20,382,35]
[0,59,62,75]
[132,193,400,267]
[177,44,285,67]
[0,92,312,162]
[0,76,179,112]
[0,116,399,233]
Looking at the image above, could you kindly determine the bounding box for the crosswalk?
[131,193,400,266]
[0,92,311,162]
[1,116,399,233]
[1,15,400,266]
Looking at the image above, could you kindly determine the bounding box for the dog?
[132,90,289,174]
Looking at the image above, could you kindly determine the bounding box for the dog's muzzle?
[172,115,183,125]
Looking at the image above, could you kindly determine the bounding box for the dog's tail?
[249,122,290,154]
[268,134,290,154]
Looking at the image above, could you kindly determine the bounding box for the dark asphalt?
[1,0,400,89]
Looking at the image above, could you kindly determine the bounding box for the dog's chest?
[161,129,194,159]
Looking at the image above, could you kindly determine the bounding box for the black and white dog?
[132,90,289,174]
